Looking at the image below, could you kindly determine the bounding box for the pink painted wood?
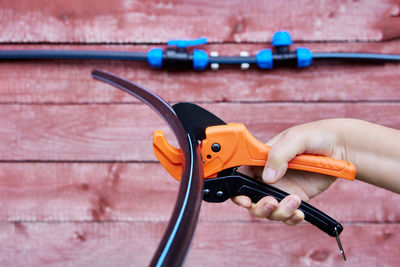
[0,223,398,266]
[0,103,399,161]
[1,0,400,43]
[0,0,399,266]
[0,163,399,223]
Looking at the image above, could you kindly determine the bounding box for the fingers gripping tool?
[153,102,356,260]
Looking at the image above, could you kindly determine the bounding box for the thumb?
[262,131,307,184]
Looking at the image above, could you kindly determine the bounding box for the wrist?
[333,119,400,192]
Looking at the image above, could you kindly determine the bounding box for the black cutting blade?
[172,102,227,140]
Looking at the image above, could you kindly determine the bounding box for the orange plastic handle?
[201,124,356,180]
[153,124,356,181]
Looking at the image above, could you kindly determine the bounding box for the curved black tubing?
[91,70,204,267]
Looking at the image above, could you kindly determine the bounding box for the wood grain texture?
[1,42,400,103]
[0,163,399,223]
[0,222,398,266]
[1,0,400,266]
[1,0,400,43]
[0,103,399,161]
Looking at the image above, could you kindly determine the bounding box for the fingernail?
[288,198,300,210]
[263,203,275,214]
[263,168,277,183]
[293,210,305,223]
[237,197,251,208]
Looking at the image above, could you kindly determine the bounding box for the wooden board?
[0,103,399,161]
[1,0,400,43]
[0,222,398,266]
[0,163,399,223]
[1,0,400,266]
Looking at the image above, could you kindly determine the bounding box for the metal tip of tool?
[334,227,346,261]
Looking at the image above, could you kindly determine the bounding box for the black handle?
[237,185,342,237]
[203,173,343,237]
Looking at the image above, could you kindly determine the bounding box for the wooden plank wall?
[1,0,400,266]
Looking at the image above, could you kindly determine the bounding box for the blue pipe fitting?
[193,49,209,70]
[167,38,207,48]
[147,48,163,69]
[272,31,292,47]
[296,47,313,68]
[256,49,273,69]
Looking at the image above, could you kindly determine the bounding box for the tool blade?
[172,102,226,140]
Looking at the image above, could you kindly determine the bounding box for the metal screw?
[211,143,221,152]
[203,189,210,196]
[216,191,224,198]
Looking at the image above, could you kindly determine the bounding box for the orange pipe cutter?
[153,123,355,182]
[153,102,356,260]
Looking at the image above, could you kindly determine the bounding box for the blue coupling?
[193,49,209,70]
[256,49,273,69]
[296,47,313,68]
[147,48,163,69]
[272,31,293,47]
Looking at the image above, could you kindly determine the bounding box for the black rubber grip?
[203,173,343,237]
[237,184,342,237]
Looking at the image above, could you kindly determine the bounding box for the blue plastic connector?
[296,47,313,68]
[272,31,293,47]
[167,38,207,48]
[193,49,209,70]
[147,48,163,69]
[256,49,273,69]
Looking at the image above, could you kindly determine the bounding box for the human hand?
[232,119,349,225]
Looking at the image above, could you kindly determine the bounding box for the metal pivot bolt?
[211,143,221,152]
[203,189,210,196]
